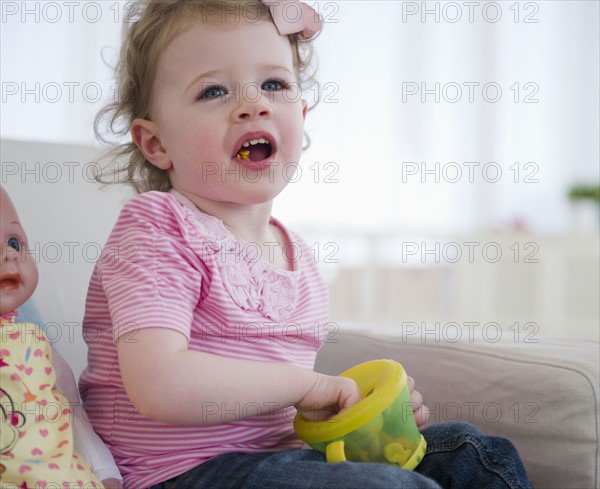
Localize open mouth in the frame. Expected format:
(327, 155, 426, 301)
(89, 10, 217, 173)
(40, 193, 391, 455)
(235, 138, 274, 162)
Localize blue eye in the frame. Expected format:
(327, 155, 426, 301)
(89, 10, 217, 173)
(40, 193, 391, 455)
(199, 85, 226, 100)
(262, 79, 289, 91)
(7, 237, 21, 252)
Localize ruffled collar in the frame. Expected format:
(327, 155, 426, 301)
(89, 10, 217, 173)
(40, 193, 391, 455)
(169, 190, 300, 320)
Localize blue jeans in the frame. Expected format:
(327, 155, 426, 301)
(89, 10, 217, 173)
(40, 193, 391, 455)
(148, 422, 533, 489)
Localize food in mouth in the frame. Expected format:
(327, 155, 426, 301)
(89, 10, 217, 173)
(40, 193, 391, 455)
(236, 138, 273, 161)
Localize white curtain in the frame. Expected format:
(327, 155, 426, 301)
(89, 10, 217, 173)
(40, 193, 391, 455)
(2, 1, 598, 235)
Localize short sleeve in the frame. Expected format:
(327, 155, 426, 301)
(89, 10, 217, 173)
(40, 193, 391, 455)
(95, 193, 208, 343)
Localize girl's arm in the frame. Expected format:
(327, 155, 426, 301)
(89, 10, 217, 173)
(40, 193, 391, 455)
(53, 349, 123, 485)
(117, 327, 361, 425)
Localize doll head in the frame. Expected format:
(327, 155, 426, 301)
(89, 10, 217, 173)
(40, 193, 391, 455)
(0, 187, 39, 315)
(95, 0, 320, 195)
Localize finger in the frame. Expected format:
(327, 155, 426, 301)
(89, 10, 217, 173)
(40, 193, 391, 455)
(415, 406, 429, 429)
(339, 379, 362, 411)
(407, 375, 415, 391)
(413, 404, 430, 429)
(410, 389, 423, 410)
(345, 388, 363, 409)
(299, 404, 338, 422)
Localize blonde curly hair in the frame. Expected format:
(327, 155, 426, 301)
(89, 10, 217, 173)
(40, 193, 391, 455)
(94, 0, 317, 193)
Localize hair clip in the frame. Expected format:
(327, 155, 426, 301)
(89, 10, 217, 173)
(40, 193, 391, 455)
(262, 0, 323, 40)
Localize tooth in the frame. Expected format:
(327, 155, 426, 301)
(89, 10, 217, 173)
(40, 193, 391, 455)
(242, 142, 250, 147)
(250, 139, 259, 145)
(258, 138, 266, 144)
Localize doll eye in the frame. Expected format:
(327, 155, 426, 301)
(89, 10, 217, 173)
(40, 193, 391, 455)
(7, 236, 22, 252)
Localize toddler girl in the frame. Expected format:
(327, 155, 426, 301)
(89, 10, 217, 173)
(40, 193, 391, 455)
(79, 1, 533, 488)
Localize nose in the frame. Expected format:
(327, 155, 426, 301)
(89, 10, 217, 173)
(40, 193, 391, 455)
(231, 92, 273, 122)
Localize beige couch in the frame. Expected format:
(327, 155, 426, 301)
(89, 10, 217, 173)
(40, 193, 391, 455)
(316, 330, 599, 489)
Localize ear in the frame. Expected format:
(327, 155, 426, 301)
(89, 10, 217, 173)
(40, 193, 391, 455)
(302, 99, 308, 121)
(130, 119, 172, 170)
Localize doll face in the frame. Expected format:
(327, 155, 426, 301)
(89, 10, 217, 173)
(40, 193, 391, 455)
(0, 187, 38, 314)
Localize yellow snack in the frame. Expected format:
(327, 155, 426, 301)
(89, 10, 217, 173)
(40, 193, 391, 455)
(237, 149, 250, 160)
(384, 442, 412, 466)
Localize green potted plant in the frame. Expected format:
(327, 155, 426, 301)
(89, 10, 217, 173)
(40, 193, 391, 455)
(568, 183, 600, 233)
(568, 184, 600, 202)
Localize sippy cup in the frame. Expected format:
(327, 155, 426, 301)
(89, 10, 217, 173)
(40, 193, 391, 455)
(294, 359, 427, 470)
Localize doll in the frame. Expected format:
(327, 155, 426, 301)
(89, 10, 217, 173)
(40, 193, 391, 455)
(0, 186, 122, 488)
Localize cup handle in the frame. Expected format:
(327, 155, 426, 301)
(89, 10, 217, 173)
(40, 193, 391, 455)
(326, 440, 346, 463)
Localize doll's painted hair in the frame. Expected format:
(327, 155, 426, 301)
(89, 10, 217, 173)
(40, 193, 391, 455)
(95, 0, 317, 193)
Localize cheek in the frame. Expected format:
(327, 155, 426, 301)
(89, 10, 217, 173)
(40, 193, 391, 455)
(171, 122, 222, 163)
(284, 104, 306, 147)
(23, 258, 39, 292)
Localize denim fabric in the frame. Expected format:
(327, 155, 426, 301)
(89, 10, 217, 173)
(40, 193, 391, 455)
(417, 422, 532, 489)
(148, 422, 533, 489)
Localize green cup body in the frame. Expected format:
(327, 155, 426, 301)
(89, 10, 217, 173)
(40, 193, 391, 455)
(308, 383, 425, 467)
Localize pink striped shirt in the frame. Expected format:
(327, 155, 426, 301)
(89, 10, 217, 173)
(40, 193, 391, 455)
(79, 190, 330, 488)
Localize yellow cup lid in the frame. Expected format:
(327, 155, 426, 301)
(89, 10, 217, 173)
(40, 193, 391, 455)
(294, 359, 407, 443)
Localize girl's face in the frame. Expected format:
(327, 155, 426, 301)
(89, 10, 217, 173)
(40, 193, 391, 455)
(133, 19, 307, 207)
(0, 188, 39, 314)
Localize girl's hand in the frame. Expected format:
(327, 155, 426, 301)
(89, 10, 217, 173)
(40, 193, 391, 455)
(296, 372, 362, 422)
(408, 375, 430, 430)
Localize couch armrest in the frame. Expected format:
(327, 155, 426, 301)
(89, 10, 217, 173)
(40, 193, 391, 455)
(315, 329, 599, 489)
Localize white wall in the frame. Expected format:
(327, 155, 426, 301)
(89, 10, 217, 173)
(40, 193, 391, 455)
(2, 1, 599, 235)
(1, 139, 131, 376)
